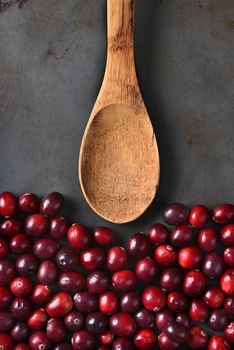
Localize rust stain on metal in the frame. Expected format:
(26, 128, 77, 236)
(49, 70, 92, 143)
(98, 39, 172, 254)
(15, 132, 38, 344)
(0, 0, 27, 13)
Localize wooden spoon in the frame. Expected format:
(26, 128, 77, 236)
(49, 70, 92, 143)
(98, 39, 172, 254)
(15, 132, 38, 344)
(79, 0, 160, 223)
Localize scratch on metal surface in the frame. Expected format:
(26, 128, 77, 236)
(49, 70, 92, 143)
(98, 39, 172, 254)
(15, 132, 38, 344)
(47, 46, 70, 61)
(0, 0, 27, 13)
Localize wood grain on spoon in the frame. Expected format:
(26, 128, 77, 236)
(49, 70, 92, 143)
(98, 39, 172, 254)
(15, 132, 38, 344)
(79, 0, 160, 223)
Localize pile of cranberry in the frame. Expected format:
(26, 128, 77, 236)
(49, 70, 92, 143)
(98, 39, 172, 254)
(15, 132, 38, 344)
(0, 193, 233, 350)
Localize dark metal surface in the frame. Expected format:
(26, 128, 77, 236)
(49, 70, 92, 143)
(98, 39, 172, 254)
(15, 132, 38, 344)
(0, 0, 233, 237)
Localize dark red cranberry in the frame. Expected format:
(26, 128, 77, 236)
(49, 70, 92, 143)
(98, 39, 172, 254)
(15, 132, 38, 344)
(154, 245, 176, 266)
(167, 291, 188, 313)
(220, 224, 234, 246)
(25, 213, 49, 237)
(16, 254, 38, 277)
(46, 318, 66, 342)
(29, 331, 51, 350)
(93, 227, 113, 246)
(96, 346, 110, 350)
(202, 253, 224, 279)
(163, 203, 188, 226)
(213, 204, 234, 224)
(109, 313, 136, 337)
(37, 260, 58, 285)
(81, 248, 105, 270)
(158, 332, 180, 350)
(54, 344, 72, 350)
(0, 287, 13, 309)
(155, 309, 174, 330)
(64, 311, 84, 332)
(50, 217, 69, 240)
(175, 313, 191, 328)
(74, 291, 97, 313)
(148, 224, 169, 245)
(188, 326, 208, 349)
(0, 192, 17, 218)
(10, 276, 32, 297)
(208, 335, 231, 350)
(142, 286, 166, 312)
(189, 299, 209, 322)
(224, 322, 234, 344)
(56, 246, 79, 272)
(98, 291, 118, 315)
(0, 311, 15, 331)
(135, 257, 158, 283)
(170, 225, 193, 247)
(99, 331, 113, 345)
(178, 246, 202, 269)
(31, 285, 52, 305)
(28, 309, 48, 330)
(0, 333, 14, 350)
(71, 330, 95, 350)
(107, 246, 128, 272)
(14, 344, 30, 350)
(225, 296, 234, 316)
(165, 321, 188, 344)
(160, 267, 183, 292)
(40, 192, 64, 218)
(11, 322, 28, 342)
(58, 272, 85, 294)
(183, 270, 206, 297)
(86, 271, 109, 294)
(120, 292, 141, 313)
(0, 219, 22, 237)
(224, 247, 234, 267)
(134, 329, 157, 349)
(189, 205, 210, 228)
(18, 193, 40, 214)
(221, 269, 234, 295)
(86, 312, 107, 334)
(112, 338, 134, 350)
(0, 260, 15, 286)
(0, 238, 9, 258)
(11, 297, 31, 320)
(127, 233, 149, 259)
(68, 224, 91, 250)
(198, 228, 218, 252)
(10, 234, 32, 255)
(209, 309, 229, 331)
(135, 308, 154, 329)
(203, 286, 225, 308)
(112, 270, 137, 292)
(46, 292, 73, 318)
(34, 238, 59, 260)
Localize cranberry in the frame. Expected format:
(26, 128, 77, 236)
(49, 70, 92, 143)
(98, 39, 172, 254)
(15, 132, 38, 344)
(148, 224, 169, 244)
(183, 270, 206, 297)
(112, 338, 134, 350)
(74, 291, 97, 313)
(31, 285, 51, 305)
(175, 313, 191, 328)
(109, 313, 136, 337)
(54, 345, 72, 350)
(29, 331, 51, 350)
(16, 254, 38, 276)
(0, 287, 13, 309)
(163, 203, 188, 226)
(10, 234, 32, 255)
(93, 227, 113, 246)
(155, 309, 174, 330)
(81, 248, 105, 270)
(14, 345, 30, 350)
(165, 321, 188, 344)
(0, 311, 15, 331)
(68, 224, 91, 250)
(34, 238, 59, 260)
(99, 331, 113, 345)
(213, 204, 234, 224)
(189, 205, 210, 228)
(224, 247, 234, 267)
(158, 332, 179, 350)
(203, 286, 225, 308)
(198, 228, 218, 252)
(97, 346, 110, 350)
(225, 322, 234, 344)
(0, 219, 22, 237)
(209, 309, 229, 331)
(142, 286, 166, 312)
(98, 291, 118, 315)
(135, 308, 154, 328)
(225, 296, 234, 316)
(37, 260, 58, 285)
(135, 257, 158, 283)
(112, 270, 136, 292)
(107, 246, 128, 271)
(25, 213, 49, 237)
(0, 192, 17, 218)
(189, 299, 209, 322)
(18, 193, 40, 214)
(154, 245, 176, 266)
(160, 267, 183, 292)
(0, 260, 15, 286)
(56, 246, 79, 272)
(220, 224, 234, 246)
(208, 335, 231, 350)
(46, 292, 72, 318)
(58, 272, 85, 294)
(71, 330, 95, 350)
(188, 326, 208, 349)
(11, 322, 28, 341)
(46, 318, 66, 342)
(40, 192, 64, 218)
(50, 217, 69, 240)
(0, 238, 9, 258)
(170, 224, 193, 247)
(178, 246, 202, 270)
(0, 333, 14, 350)
(120, 292, 141, 313)
(134, 329, 157, 349)
(127, 233, 149, 259)
(11, 297, 31, 320)
(86, 270, 109, 294)
(86, 312, 107, 334)
(28, 309, 48, 330)
(64, 311, 84, 332)
(167, 291, 188, 313)
(221, 269, 234, 295)
(10, 276, 32, 297)
(202, 253, 224, 279)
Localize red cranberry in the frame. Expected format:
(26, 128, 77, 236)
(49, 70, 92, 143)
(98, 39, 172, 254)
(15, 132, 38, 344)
(183, 270, 206, 297)
(81, 248, 105, 270)
(71, 330, 95, 350)
(135, 308, 154, 329)
(127, 233, 149, 259)
(40, 192, 64, 218)
(0, 311, 15, 331)
(16, 254, 38, 277)
(99, 331, 113, 345)
(25, 213, 49, 237)
(11, 297, 31, 320)
(10, 234, 32, 255)
(165, 321, 188, 344)
(120, 292, 141, 314)
(86, 270, 109, 294)
(0, 219, 22, 237)
(135, 257, 158, 283)
(68, 224, 91, 250)
(109, 313, 136, 337)
(112, 270, 137, 292)
(98, 291, 118, 315)
(31, 285, 52, 305)
(0, 192, 17, 218)
(170, 224, 193, 247)
(64, 311, 84, 332)
(0, 333, 14, 350)
(28, 309, 48, 330)
(220, 224, 234, 246)
(178, 246, 202, 269)
(46, 292, 72, 318)
(134, 329, 157, 349)
(158, 332, 179, 350)
(208, 335, 231, 350)
(46, 318, 66, 342)
(107, 246, 128, 271)
(202, 252, 224, 279)
(0, 287, 13, 309)
(225, 322, 234, 344)
(167, 291, 188, 313)
(0, 260, 15, 286)
(29, 331, 51, 350)
(176, 313, 191, 328)
(11, 322, 28, 341)
(154, 245, 176, 266)
(142, 286, 166, 312)
(160, 267, 183, 292)
(74, 291, 97, 313)
(34, 238, 59, 260)
(203, 286, 225, 308)
(189, 299, 209, 322)
(97, 345, 110, 350)
(93, 227, 113, 246)
(213, 204, 234, 224)
(112, 338, 134, 350)
(155, 309, 174, 330)
(209, 309, 229, 331)
(86, 312, 107, 334)
(0, 238, 9, 259)
(188, 326, 208, 349)
(224, 247, 234, 267)
(58, 272, 85, 294)
(50, 217, 69, 240)
(225, 296, 234, 316)
(37, 260, 58, 285)
(163, 203, 188, 226)
(56, 246, 79, 272)
(54, 344, 72, 350)
(10, 276, 32, 297)
(198, 228, 218, 252)
(221, 269, 234, 295)
(14, 344, 30, 350)
(18, 193, 40, 214)
(148, 224, 169, 244)
(189, 205, 210, 228)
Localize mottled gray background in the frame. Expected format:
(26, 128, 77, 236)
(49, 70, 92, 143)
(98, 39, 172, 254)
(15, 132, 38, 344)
(0, 0, 233, 238)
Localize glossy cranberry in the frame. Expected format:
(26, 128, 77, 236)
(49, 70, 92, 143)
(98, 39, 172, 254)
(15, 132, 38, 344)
(112, 270, 136, 292)
(163, 203, 188, 226)
(202, 253, 224, 279)
(81, 248, 105, 270)
(58, 272, 85, 294)
(134, 329, 157, 349)
(127, 233, 149, 259)
(155, 309, 174, 330)
(224, 296, 234, 316)
(135, 308, 154, 328)
(0, 333, 14, 350)
(209, 309, 228, 331)
(158, 332, 179, 350)
(31, 285, 52, 305)
(198, 228, 217, 252)
(50, 217, 69, 240)
(165, 321, 188, 344)
(188, 326, 208, 349)
(0, 260, 15, 286)
(19, 193, 40, 214)
(54, 344, 73, 350)
(213, 204, 234, 224)
(221, 269, 234, 295)
(86, 312, 107, 334)
(167, 291, 188, 313)
(64, 311, 84, 331)
(10, 276, 32, 297)
(0, 238, 9, 258)
(225, 322, 234, 344)
(28, 309, 48, 330)
(120, 292, 141, 314)
(109, 313, 136, 337)
(98, 291, 118, 315)
(68, 223, 91, 250)
(29, 331, 51, 350)
(220, 224, 234, 246)
(11, 297, 31, 320)
(10, 234, 32, 255)
(183, 270, 206, 297)
(107, 246, 128, 271)
(34, 238, 59, 260)
(148, 224, 169, 244)
(14, 344, 30, 350)
(136, 257, 158, 283)
(0, 219, 22, 237)
(189, 299, 209, 322)
(99, 331, 113, 345)
(74, 291, 97, 313)
(0, 311, 15, 331)
(112, 338, 134, 350)
(37, 260, 58, 285)
(25, 213, 49, 237)
(175, 313, 191, 328)
(178, 246, 202, 269)
(93, 227, 113, 246)
(71, 330, 95, 350)
(46, 292, 72, 318)
(11, 322, 28, 341)
(142, 286, 166, 312)
(0, 287, 13, 309)
(40, 192, 64, 218)
(16, 254, 38, 276)
(160, 267, 183, 292)
(203, 286, 225, 308)
(224, 247, 234, 266)
(154, 245, 176, 266)
(208, 335, 231, 350)
(86, 270, 109, 294)
(56, 246, 79, 272)
(0, 192, 17, 218)
(46, 318, 66, 342)
(170, 224, 193, 247)
(189, 205, 210, 228)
